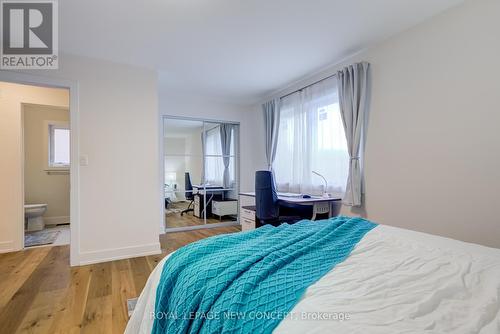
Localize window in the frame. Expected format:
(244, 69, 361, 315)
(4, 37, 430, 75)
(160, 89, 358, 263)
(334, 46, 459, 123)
(48, 123, 70, 168)
(204, 125, 235, 186)
(274, 77, 349, 195)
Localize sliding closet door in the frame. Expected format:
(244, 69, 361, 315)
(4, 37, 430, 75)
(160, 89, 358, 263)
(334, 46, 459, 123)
(164, 118, 205, 229)
(202, 121, 240, 222)
(163, 117, 240, 231)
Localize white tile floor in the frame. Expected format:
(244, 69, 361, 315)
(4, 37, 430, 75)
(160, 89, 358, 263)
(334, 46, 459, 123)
(51, 224, 70, 246)
(25, 224, 70, 248)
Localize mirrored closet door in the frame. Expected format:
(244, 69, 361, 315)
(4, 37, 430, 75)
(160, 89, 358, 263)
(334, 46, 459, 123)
(163, 117, 240, 231)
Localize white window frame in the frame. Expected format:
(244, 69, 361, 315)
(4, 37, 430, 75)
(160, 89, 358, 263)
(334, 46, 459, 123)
(47, 121, 70, 170)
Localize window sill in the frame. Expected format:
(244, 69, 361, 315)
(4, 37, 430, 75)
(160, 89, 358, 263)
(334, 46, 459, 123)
(45, 168, 70, 174)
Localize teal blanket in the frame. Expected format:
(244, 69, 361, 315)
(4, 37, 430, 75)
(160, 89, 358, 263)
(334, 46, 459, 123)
(152, 216, 376, 334)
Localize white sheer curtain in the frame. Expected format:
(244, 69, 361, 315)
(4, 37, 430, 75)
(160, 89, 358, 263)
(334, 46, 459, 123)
(204, 126, 235, 187)
(274, 77, 349, 196)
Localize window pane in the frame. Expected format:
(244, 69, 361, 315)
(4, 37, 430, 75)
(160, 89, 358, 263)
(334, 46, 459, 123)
(274, 77, 348, 195)
(204, 123, 236, 157)
(53, 128, 70, 165)
(204, 126, 222, 156)
(229, 126, 236, 156)
(204, 156, 235, 188)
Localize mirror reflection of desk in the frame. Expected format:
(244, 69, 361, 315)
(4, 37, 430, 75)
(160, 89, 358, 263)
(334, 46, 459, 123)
(192, 185, 225, 218)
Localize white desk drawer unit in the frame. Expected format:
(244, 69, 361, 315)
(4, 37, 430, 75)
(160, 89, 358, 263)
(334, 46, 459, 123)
(240, 206, 256, 231)
(212, 200, 238, 218)
(239, 194, 256, 231)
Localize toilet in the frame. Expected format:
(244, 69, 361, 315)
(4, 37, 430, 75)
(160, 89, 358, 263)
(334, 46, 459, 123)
(25, 204, 48, 231)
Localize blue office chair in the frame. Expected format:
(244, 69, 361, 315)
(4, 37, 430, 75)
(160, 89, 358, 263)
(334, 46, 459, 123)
(255, 171, 302, 227)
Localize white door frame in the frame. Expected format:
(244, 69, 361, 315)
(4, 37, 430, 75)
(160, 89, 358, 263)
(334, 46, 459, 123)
(0, 70, 80, 266)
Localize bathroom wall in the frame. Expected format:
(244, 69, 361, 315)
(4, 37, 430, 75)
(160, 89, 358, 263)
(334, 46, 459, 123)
(0, 82, 69, 253)
(23, 104, 70, 224)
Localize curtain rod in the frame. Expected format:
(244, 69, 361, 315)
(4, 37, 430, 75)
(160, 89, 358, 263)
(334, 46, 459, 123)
(280, 73, 337, 100)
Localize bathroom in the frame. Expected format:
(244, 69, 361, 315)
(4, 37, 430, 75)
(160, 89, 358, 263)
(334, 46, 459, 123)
(0, 81, 71, 249)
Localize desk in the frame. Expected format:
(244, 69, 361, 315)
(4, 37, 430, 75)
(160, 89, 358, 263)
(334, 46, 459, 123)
(192, 185, 225, 217)
(192, 185, 225, 193)
(239, 192, 341, 220)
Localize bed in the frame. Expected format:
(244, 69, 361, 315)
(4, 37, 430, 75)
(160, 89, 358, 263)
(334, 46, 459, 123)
(126, 218, 500, 333)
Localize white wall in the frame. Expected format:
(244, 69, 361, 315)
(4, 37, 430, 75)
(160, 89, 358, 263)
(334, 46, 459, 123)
(159, 90, 267, 193)
(1, 54, 161, 264)
(261, 0, 500, 248)
(184, 128, 203, 186)
(164, 136, 187, 190)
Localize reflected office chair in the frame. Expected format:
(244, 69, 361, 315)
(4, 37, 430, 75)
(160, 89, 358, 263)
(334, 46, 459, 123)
(255, 171, 302, 227)
(181, 172, 195, 216)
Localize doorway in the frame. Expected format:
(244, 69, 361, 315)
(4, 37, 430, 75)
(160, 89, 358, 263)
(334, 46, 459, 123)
(22, 103, 71, 248)
(0, 71, 79, 266)
(162, 116, 241, 232)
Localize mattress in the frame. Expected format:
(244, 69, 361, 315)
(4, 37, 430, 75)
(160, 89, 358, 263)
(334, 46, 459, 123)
(126, 225, 500, 333)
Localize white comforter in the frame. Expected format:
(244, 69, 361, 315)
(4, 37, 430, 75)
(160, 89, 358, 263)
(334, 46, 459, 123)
(126, 225, 500, 333)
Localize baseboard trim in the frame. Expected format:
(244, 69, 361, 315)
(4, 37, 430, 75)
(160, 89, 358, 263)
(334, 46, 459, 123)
(44, 216, 70, 225)
(78, 242, 161, 266)
(0, 240, 16, 253)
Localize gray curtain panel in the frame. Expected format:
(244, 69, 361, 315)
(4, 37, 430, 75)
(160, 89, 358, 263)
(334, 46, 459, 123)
(337, 62, 371, 206)
(262, 99, 280, 170)
(219, 123, 233, 188)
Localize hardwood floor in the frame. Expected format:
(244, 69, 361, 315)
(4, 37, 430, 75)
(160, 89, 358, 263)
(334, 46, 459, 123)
(165, 201, 237, 228)
(165, 212, 236, 228)
(0, 226, 240, 333)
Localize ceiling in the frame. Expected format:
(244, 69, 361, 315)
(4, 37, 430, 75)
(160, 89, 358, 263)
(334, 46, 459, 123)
(60, 0, 465, 104)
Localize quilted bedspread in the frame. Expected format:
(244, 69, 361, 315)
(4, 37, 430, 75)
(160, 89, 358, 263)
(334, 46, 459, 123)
(152, 216, 377, 334)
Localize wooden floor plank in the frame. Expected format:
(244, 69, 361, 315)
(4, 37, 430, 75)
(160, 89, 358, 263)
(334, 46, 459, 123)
(111, 261, 130, 334)
(47, 265, 92, 334)
(129, 257, 151, 295)
(81, 262, 113, 333)
(81, 295, 112, 334)
(0, 225, 241, 333)
(15, 289, 66, 333)
(0, 247, 63, 333)
(14, 246, 70, 333)
(0, 247, 51, 311)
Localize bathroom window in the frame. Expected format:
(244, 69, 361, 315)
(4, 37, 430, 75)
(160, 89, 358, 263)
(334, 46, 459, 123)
(48, 123, 70, 168)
